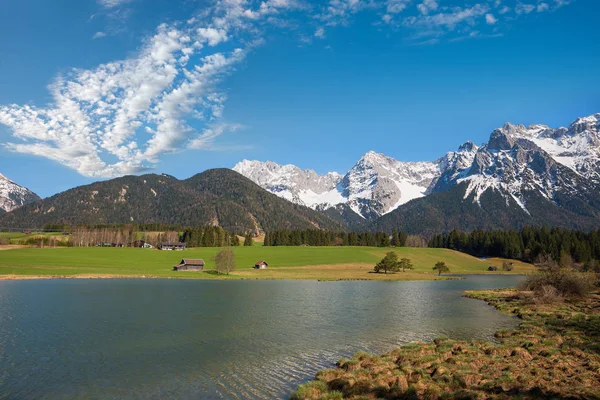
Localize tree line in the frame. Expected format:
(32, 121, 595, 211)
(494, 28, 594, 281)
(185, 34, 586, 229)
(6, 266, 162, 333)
(429, 227, 600, 267)
(22, 225, 254, 248)
(263, 229, 413, 247)
(181, 226, 254, 248)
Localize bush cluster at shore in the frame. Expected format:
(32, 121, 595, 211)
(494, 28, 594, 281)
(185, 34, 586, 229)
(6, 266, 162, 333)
(292, 272, 600, 400)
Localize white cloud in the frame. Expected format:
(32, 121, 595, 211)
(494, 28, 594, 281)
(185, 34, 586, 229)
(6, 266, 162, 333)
(197, 28, 229, 46)
(314, 27, 326, 38)
(98, 0, 132, 9)
(93, 31, 107, 39)
(485, 13, 497, 24)
(404, 4, 489, 30)
(386, 0, 411, 14)
(515, 3, 536, 14)
(319, 0, 373, 26)
(381, 0, 411, 23)
(189, 123, 244, 149)
(537, 3, 549, 12)
(417, 0, 438, 15)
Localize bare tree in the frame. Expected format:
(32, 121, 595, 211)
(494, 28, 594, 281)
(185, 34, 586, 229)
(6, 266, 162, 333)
(214, 248, 236, 275)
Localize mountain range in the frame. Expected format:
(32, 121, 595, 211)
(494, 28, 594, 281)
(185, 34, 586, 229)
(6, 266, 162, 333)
(235, 113, 600, 233)
(1, 113, 599, 235)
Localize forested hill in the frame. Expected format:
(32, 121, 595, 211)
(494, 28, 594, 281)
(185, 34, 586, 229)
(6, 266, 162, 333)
(0, 169, 344, 232)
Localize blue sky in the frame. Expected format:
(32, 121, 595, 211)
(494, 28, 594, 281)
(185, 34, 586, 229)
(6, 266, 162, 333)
(0, 0, 598, 197)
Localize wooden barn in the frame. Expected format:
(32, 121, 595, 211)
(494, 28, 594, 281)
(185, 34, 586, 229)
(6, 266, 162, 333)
(254, 261, 268, 269)
(160, 242, 187, 251)
(173, 259, 205, 271)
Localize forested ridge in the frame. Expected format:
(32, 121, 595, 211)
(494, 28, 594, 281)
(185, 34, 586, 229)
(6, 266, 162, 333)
(0, 169, 344, 233)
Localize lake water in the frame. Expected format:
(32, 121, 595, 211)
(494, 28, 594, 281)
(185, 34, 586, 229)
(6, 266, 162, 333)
(0, 276, 523, 399)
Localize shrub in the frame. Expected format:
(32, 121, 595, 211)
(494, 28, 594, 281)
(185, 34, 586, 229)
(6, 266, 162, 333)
(502, 261, 514, 271)
(520, 269, 597, 297)
(533, 285, 563, 304)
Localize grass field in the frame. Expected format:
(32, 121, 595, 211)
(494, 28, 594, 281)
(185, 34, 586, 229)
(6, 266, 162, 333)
(0, 246, 535, 281)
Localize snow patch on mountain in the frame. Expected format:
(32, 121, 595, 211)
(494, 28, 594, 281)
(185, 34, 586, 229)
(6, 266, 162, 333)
(0, 173, 41, 213)
(497, 114, 600, 182)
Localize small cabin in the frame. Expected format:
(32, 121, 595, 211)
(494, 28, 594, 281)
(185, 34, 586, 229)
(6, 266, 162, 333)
(160, 242, 187, 251)
(254, 260, 268, 269)
(173, 259, 205, 271)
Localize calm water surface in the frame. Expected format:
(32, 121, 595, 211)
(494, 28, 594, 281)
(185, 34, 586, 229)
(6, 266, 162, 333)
(0, 276, 524, 399)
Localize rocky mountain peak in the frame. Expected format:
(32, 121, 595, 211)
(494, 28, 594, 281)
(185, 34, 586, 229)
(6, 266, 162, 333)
(488, 128, 517, 151)
(458, 141, 478, 153)
(0, 173, 41, 213)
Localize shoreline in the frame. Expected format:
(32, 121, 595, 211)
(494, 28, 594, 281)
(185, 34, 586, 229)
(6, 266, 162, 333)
(0, 272, 524, 282)
(292, 288, 600, 399)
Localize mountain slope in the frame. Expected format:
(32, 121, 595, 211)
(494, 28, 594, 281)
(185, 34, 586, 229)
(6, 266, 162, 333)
(0, 173, 40, 214)
(0, 169, 344, 232)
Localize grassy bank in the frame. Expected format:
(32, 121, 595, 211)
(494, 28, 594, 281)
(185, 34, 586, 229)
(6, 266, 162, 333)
(292, 288, 600, 399)
(0, 246, 533, 280)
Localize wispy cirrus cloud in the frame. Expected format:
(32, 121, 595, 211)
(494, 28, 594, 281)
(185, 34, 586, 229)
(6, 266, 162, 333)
(0, 0, 294, 177)
(97, 0, 133, 9)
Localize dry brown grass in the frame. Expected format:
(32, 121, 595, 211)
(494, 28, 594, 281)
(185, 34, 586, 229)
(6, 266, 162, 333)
(0, 245, 28, 251)
(293, 289, 600, 399)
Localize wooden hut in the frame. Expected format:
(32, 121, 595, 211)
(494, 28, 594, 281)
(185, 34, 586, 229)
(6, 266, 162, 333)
(173, 259, 205, 271)
(254, 260, 268, 269)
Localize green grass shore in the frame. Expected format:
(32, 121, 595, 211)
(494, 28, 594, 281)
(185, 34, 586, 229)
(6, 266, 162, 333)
(0, 246, 534, 281)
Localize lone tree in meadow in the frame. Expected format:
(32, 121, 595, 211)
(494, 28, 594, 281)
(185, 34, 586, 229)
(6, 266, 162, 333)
(214, 248, 236, 275)
(399, 258, 414, 272)
(433, 261, 450, 276)
(374, 252, 400, 274)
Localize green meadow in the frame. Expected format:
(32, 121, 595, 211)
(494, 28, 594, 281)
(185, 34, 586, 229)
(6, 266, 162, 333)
(0, 246, 534, 280)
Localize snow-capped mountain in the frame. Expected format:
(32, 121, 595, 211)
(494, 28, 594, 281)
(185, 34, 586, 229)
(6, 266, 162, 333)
(497, 114, 600, 184)
(0, 173, 40, 214)
(235, 113, 600, 232)
(374, 113, 600, 234)
(443, 115, 600, 215)
(340, 151, 440, 219)
(234, 153, 443, 220)
(232, 160, 344, 208)
(234, 145, 478, 220)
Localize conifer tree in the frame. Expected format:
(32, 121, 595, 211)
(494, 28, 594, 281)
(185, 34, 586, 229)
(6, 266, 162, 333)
(244, 232, 254, 247)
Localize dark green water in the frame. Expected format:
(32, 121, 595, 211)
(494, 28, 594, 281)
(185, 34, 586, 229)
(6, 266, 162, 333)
(0, 276, 523, 399)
